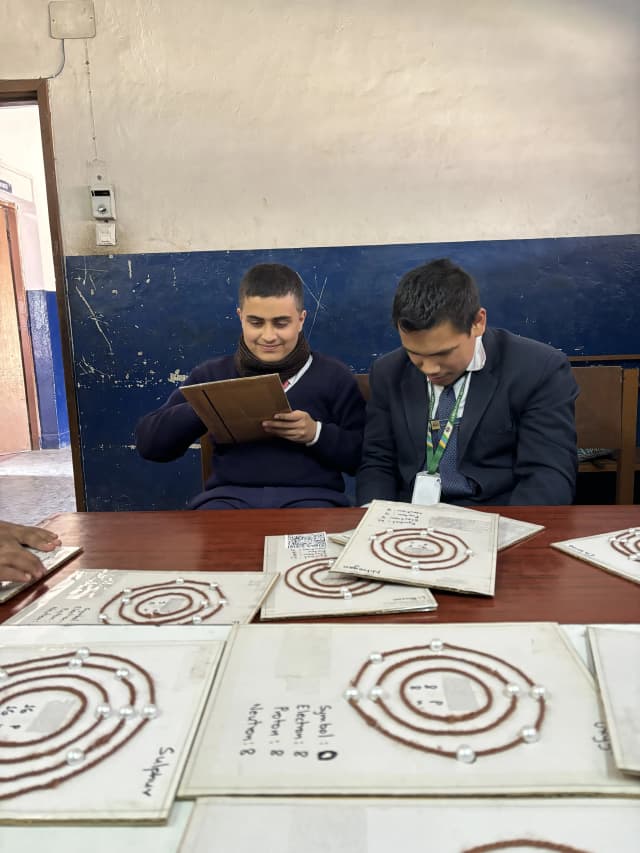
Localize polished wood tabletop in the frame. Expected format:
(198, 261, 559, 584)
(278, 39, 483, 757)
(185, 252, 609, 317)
(2, 505, 639, 625)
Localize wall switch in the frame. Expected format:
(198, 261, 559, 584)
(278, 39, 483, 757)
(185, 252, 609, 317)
(96, 221, 116, 246)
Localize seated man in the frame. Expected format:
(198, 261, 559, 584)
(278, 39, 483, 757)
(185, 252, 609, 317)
(356, 258, 578, 507)
(0, 520, 60, 583)
(136, 263, 365, 509)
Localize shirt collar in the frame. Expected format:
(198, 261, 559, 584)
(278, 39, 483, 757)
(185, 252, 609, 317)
(448, 335, 485, 392)
(466, 335, 486, 373)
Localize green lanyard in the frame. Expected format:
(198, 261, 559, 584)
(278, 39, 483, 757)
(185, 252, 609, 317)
(425, 374, 469, 475)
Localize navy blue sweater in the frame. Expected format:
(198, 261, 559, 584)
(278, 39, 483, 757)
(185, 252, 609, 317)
(135, 352, 366, 495)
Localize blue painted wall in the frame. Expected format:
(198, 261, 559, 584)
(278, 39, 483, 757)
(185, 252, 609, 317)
(27, 290, 70, 449)
(66, 234, 640, 511)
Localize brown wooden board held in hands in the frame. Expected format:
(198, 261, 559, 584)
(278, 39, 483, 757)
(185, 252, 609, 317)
(181, 373, 291, 444)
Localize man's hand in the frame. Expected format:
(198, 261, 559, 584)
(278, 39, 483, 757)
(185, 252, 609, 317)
(262, 410, 317, 444)
(0, 521, 60, 551)
(0, 521, 60, 584)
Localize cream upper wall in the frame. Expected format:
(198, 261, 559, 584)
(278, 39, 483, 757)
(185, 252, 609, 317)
(1, 0, 638, 255)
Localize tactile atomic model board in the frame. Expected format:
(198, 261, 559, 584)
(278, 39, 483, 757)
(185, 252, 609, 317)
(551, 527, 640, 586)
(261, 532, 437, 620)
(588, 626, 640, 776)
(7, 569, 278, 626)
(178, 796, 640, 853)
(328, 505, 543, 552)
(0, 634, 224, 822)
(329, 500, 499, 596)
(2, 800, 193, 853)
(180, 622, 640, 798)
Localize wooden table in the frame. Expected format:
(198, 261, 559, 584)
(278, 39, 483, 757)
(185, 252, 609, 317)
(1, 505, 639, 625)
(1, 506, 639, 850)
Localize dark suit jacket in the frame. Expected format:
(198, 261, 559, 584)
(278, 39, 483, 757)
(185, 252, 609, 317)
(356, 327, 578, 506)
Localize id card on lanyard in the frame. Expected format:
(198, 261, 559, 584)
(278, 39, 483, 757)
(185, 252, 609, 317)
(412, 471, 442, 505)
(411, 374, 469, 506)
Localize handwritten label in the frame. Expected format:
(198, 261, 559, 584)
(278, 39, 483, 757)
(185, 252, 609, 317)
(238, 700, 339, 761)
(141, 746, 175, 797)
(344, 564, 381, 576)
(285, 533, 327, 559)
(592, 721, 612, 751)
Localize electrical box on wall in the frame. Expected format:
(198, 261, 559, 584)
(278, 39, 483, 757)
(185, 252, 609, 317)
(49, 2, 96, 40)
(90, 186, 116, 220)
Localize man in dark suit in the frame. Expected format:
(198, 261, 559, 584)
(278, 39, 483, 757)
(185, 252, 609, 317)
(356, 259, 578, 506)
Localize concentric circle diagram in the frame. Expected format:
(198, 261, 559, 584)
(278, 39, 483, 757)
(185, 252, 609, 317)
(99, 578, 228, 624)
(344, 640, 547, 763)
(463, 841, 589, 853)
(0, 648, 157, 800)
(369, 527, 472, 572)
(608, 527, 640, 561)
(284, 558, 384, 599)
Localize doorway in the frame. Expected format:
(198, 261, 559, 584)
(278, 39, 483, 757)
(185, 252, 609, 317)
(0, 80, 84, 509)
(0, 199, 39, 453)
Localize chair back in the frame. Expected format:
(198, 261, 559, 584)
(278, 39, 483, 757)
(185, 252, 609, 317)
(200, 434, 214, 485)
(199, 366, 639, 502)
(356, 373, 370, 401)
(573, 366, 623, 446)
(572, 366, 638, 504)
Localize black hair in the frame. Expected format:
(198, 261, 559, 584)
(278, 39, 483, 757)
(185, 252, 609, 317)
(238, 263, 304, 311)
(392, 258, 481, 334)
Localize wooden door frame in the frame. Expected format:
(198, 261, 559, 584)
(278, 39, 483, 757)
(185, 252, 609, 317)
(0, 79, 85, 509)
(0, 200, 40, 448)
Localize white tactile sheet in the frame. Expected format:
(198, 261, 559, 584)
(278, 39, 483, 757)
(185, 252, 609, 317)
(328, 506, 543, 552)
(329, 500, 499, 596)
(178, 796, 640, 853)
(588, 625, 640, 775)
(261, 532, 437, 619)
(6, 569, 277, 626)
(1, 801, 192, 852)
(551, 526, 640, 585)
(0, 631, 225, 822)
(180, 621, 640, 797)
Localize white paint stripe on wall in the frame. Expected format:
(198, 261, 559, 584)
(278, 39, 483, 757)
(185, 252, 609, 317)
(2, 0, 639, 255)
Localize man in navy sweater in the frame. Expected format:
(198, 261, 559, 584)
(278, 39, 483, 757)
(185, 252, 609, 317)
(135, 263, 365, 509)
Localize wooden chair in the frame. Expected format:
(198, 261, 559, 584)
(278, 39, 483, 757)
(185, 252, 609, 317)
(353, 367, 639, 504)
(572, 366, 638, 504)
(355, 373, 371, 401)
(200, 433, 214, 485)
(200, 366, 640, 502)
